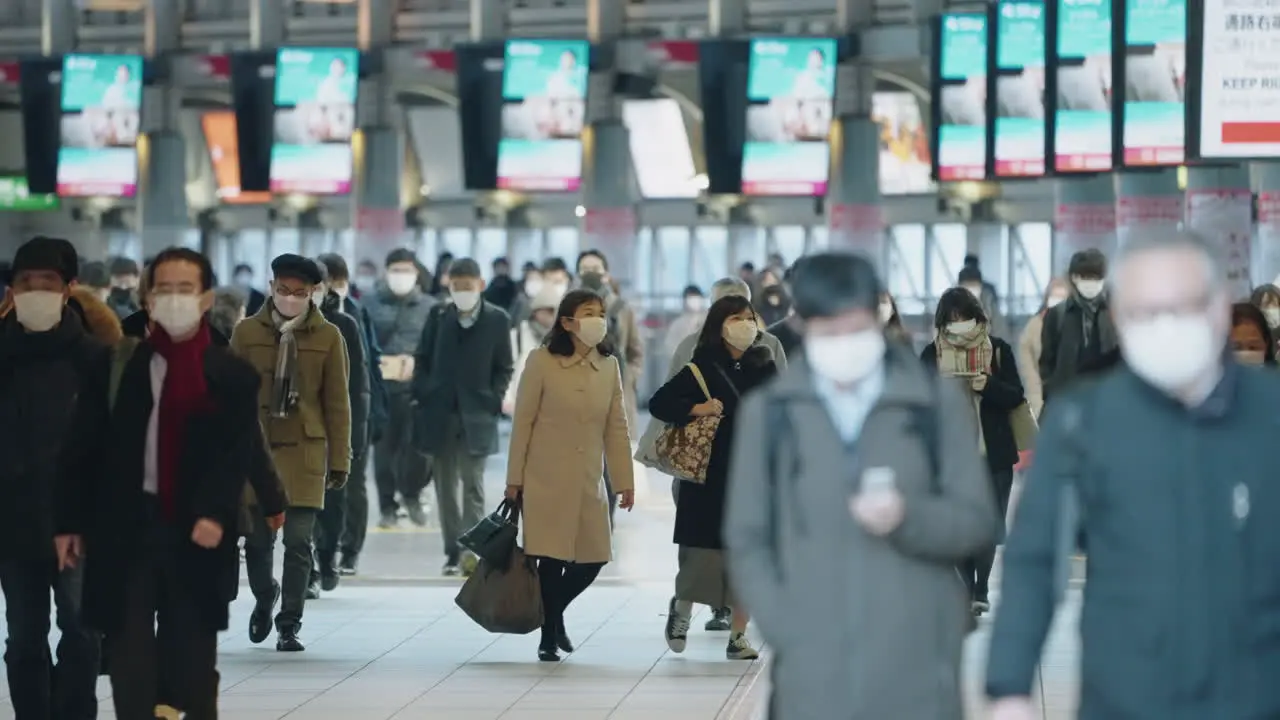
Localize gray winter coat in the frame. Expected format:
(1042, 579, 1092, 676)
(365, 283, 437, 393)
(724, 350, 997, 720)
(634, 328, 787, 469)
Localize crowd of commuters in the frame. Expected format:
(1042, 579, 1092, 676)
(5, 229, 1280, 718)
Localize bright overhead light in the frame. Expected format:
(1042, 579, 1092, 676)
(574, 205, 587, 218)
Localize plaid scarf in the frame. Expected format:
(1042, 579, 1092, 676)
(935, 322, 994, 456)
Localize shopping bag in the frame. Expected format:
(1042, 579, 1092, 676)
(454, 547, 544, 635)
(458, 499, 520, 566)
(653, 363, 720, 483)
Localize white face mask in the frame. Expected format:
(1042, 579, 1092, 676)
(722, 320, 758, 351)
(1264, 307, 1280, 328)
(234, 273, 253, 289)
(805, 330, 886, 386)
(524, 278, 544, 297)
(1074, 278, 1105, 300)
(1046, 294, 1068, 309)
(150, 293, 203, 337)
(355, 273, 376, 288)
(274, 293, 309, 319)
(878, 302, 894, 325)
(451, 289, 481, 312)
(12, 291, 65, 332)
(1235, 349, 1266, 366)
(386, 271, 417, 297)
(311, 290, 327, 308)
(573, 316, 608, 347)
(946, 319, 978, 336)
(686, 296, 707, 313)
(332, 285, 350, 300)
(1120, 314, 1220, 393)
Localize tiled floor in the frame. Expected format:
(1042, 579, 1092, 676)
(0, 442, 1084, 719)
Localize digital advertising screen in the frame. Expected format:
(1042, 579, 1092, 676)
(497, 39, 588, 192)
(740, 38, 836, 196)
(935, 14, 988, 181)
(0, 176, 58, 210)
(1052, 0, 1114, 172)
(992, 0, 1046, 177)
(622, 99, 701, 199)
(1194, 1, 1280, 158)
(1120, 0, 1186, 165)
(202, 111, 273, 204)
(871, 92, 935, 195)
(57, 53, 142, 197)
(269, 47, 358, 194)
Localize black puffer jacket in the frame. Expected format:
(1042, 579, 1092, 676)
(0, 309, 110, 561)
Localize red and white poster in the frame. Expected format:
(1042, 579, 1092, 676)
(354, 206, 408, 263)
(1115, 195, 1184, 249)
(583, 206, 638, 289)
(827, 203, 885, 263)
(1053, 203, 1116, 273)
(1185, 189, 1253, 299)
(1258, 192, 1280, 287)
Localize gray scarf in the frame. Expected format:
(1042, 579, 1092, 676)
(270, 308, 307, 418)
(1075, 292, 1104, 348)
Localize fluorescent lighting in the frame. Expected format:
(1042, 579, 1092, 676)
(574, 205, 587, 217)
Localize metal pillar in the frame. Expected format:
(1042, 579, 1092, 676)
(137, 2, 188, 260)
(827, 3, 882, 267)
(354, 0, 406, 265)
(41, 0, 75, 55)
(1185, 165, 1252, 297)
(250, 0, 285, 48)
(471, 0, 506, 41)
(709, 0, 747, 36)
(1053, 175, 1116, 273)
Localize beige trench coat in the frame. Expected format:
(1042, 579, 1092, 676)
(506, 348, 635, 564)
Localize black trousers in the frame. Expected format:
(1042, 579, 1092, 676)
(0, 557, 99, 720)
(373, 391, 431, 515)
(340, 453, 371, 559)
(244, 507, 318, 630)
(963, 467, 1015, 599)
(316, 453, 364, 568)
(536, 559, 604, 647)
(107, 528, 219, 720)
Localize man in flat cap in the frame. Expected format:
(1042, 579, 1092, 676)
(0, 236, 106, 718)
(231, 253, 351, 652)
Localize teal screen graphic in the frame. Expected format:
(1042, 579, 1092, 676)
(58, 53, 143, 197)
(270, 47, 360, 194)
(1054, 0, 1113, 172)
(1121, 0, 1185, 165)
(498, 40, 590, 192)
(993, 0, 1046, 177)
(741, 38, 837, 196)
(936, 14, 988, 181)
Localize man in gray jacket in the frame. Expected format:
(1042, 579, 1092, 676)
(636, 276, 787, 631)
(724, 253, 997, 720)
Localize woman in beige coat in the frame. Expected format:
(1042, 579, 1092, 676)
(505, 289, 636, 662)
(1017, 278, 1070, 416)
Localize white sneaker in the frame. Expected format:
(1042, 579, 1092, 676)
(726, 632, 759, 660)
(664, 597, 690, 653)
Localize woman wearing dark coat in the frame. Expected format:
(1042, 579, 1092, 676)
(921, 287, 1027, 614)
(648, 294, 778, 661)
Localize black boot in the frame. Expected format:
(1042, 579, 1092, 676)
(276, 625, 306, 652)
(248, 581, 279, 645)
(318, 550, 340, 592)
(338, 551, 358, 576)
(556, 618, 575, 654)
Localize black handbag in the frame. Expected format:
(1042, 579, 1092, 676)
(458, 499, 520, 567)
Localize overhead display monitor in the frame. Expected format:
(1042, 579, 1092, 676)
(992, 0, 1046, 177)
(57, 53, 142, 197)
(269, 47, 358, 194)
(622, 99, 701, 199)
(1119, 0, 1186, 165)
(1194, 2, 1280, 158)
(0, 176, 58, 210)
(740, 38, 836, 196)
(202, 111, 273, 204)
(933, 14, 988, 181)
(1052, 0, 1113, 172)
(871, 92, 935, 195)
(497, 39, 588, 192)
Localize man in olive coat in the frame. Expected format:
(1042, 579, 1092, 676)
(231, 253, 351, 652)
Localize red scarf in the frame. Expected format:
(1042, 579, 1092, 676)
(149, 320, 213, 520)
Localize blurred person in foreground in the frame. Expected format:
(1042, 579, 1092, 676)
(1230, 302, 1276, 367)
(1018, 278, 1071, 416)
(725, 252, 996, 720)
(987, 231, 1280, 719)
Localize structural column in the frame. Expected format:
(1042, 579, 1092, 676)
(1257, 164, 1280, 287)
(1114, 170, 1182, 250)
(470, 0, 506, 40)
(581, 0, 637, 291)
(1185, 165, 1252, 297)
(41, 0, 75, 55)
(1053, 175, 1116, 273)
(827, 116, 884, 265)
(353, 0, 406, 266)
(250, 0, 285, 49)
(137, 0, 189, 258)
